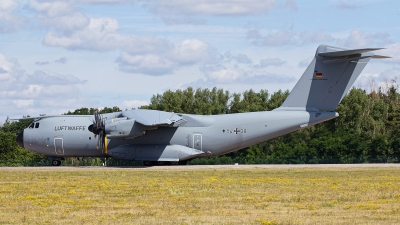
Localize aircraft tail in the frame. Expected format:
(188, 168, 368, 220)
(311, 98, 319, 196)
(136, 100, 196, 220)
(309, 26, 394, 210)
(275, 45, 389, 112)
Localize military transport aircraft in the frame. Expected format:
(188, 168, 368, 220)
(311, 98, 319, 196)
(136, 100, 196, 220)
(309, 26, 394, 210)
(15, 45, 389, 166)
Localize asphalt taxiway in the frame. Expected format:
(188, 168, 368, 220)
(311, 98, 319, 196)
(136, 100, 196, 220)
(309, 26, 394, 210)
(1, 164, 400, 170)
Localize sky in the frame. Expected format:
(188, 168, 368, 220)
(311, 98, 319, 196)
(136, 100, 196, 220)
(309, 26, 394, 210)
(1, 0, 399, 123)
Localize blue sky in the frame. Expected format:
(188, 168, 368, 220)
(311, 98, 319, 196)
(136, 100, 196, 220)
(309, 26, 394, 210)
(0, 0, 399, 123)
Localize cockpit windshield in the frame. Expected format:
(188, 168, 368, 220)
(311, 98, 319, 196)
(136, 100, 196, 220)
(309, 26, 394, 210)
(28, 122, 40, 129)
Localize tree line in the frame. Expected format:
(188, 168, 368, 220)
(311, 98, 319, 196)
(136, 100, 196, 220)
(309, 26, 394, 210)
(1, 82, 400, 166)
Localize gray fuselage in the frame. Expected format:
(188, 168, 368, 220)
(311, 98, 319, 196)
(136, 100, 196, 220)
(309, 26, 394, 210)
(20, 110, 337, 161)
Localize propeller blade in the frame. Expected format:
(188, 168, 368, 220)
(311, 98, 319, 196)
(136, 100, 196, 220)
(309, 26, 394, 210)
(89, 110, 106, 151)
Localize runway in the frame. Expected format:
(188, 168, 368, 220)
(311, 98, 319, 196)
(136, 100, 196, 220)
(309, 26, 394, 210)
(1, 163, 400, 170)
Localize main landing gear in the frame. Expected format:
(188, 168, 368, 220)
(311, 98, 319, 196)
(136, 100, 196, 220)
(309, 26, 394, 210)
(52, 160, 61, 166)
(143, 160, 188, 166)
(49, 157, 64, 166)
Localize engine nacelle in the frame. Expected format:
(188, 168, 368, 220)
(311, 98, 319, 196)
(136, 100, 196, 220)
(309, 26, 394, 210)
(105, 118, 156, 139)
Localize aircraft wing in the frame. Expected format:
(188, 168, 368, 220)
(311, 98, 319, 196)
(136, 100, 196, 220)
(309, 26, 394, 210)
(121, 110, 186, 127)
(9, 115, 92, 121)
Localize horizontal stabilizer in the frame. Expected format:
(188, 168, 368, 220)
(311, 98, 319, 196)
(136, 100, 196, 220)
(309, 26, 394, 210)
(372, 55, 392, 59)
(318, 48, 384, 57)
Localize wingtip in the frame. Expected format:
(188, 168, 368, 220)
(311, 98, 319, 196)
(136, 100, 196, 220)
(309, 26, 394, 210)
(371, 47, 385, 51)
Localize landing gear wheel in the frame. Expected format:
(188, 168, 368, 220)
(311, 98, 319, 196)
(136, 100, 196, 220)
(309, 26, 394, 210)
(52, 160, 61, 166)
(169, 161, 179, 165)
(143, 161, 152, 166)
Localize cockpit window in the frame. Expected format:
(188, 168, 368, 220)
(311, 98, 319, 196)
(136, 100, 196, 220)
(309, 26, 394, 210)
(28, 122, 40, 129)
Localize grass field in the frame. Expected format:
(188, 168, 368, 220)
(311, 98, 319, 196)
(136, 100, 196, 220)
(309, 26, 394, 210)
(0, 166, 400, 224)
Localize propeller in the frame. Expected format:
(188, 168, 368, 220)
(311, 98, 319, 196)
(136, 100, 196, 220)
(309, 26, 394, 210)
(88, 110, 106, 150)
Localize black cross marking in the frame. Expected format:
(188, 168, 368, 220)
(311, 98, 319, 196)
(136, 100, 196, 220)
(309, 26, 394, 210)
(234, 128, 240, 134)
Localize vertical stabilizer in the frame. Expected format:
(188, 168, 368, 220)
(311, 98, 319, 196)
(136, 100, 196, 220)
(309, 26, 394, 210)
(276, 45, 388, 112)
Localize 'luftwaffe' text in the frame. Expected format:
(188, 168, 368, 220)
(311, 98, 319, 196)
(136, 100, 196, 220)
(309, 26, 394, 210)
(54, 126, 86, 131)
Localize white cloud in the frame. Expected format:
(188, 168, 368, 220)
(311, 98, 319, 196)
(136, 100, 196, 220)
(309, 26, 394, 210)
(40, 11, 213, 58)
(331, 0, 361, 10)
(37, 85, 81, 98)
(246, 28, 392, 48)
(224, 52, 252, 64)
(78, 0, 120, 3)
(281, 0, 298, 11)
(336, 29, 392, 48)
(117, 53, 176, 75)
(13, 100, 34, 108)
(0, 0, 24, 33)
(149, 0, 277, 16)
(138, 0, 297, 26)
(29, 1, 222, 76)
(377, 44, 400, 63)
(29, 0, 74, 17)
(39, 12, 90, 32)
(234, 54, 252, 64)
(254, 58, 286, 68)
(28, 70, 84, 86)
(247, 28, 335, 46)
(299, 29, 335, 44)
(117, 39, 218, 75)
(35, 61, 49, 65)
(247, 29, 296, 46)
(239, 73, 294, 84)
(0, 0, 18, 11)
(355, 67, 400, 93)
(160, 16, 207, 25)
(199, 52, 295, 86)
(55, 57, 68, 64)
(207, 68, 245, 83)
(0, 53, 96, 119)
(30, 1, 169, 54)
(29, 1, 87, 34)
(43, 17, 120, 51)
(170, 39, 217, 64)
(185, 72, 295, 90)
(298, 56, 313, 68)
(35, 57, 68, 66)
(0, 53, 17, 80)
(4, 84, 42, 99)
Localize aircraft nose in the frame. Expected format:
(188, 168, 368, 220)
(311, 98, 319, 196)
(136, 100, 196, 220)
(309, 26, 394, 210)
(16, 131, 24, 148)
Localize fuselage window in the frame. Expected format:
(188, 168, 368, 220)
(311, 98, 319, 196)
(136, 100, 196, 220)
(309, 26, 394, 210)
(35, 123, 40, 128)
(29, 123, 34, 129)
